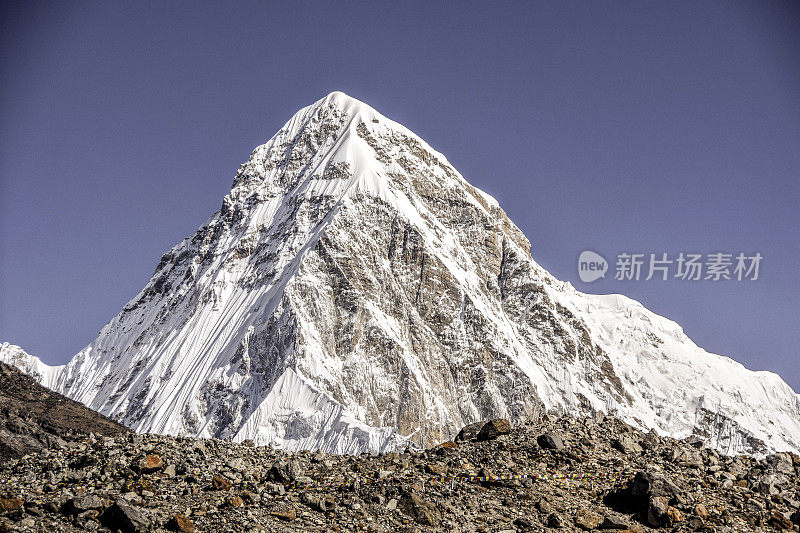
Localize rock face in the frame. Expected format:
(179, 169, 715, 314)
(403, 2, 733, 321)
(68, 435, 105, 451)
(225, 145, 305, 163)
(2, 91, 800, 455)
(0, 362, 127, 459)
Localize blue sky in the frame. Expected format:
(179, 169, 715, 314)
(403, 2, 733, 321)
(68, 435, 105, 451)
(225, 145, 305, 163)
(1, 1, 799, 389)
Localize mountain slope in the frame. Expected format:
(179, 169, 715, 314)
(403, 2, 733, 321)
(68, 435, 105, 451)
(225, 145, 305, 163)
(0, 360, 127, 459)
(2, 91, 799, 455)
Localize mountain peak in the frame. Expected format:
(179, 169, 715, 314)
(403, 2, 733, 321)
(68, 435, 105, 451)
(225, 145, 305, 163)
(314, 90, 375, 116)
(229, 91, 382, 198)
(228, 91, 495, 220)
(3, 96, 800, 456)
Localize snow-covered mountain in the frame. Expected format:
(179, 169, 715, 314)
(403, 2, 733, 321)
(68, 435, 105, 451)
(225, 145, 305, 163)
(3, 91, 799, 455)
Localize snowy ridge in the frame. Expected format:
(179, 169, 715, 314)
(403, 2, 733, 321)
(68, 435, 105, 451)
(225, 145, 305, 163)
(0, 343, 59, 390)
(2, 91, 799, 456)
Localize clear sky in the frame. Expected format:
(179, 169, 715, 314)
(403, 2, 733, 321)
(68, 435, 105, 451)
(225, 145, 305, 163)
(1, 1, 799, 389)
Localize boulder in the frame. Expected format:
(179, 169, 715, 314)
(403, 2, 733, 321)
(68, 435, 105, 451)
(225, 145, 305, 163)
(167, 514, 195, 533)
(574, 508, 602, 530)
(139, 454, 163, 473)
(768, 511, 794, 530)
(455, 422, 484, 442)
(211, 475, 232, 490)
(269, 505, 297, 521)
(400, 494, 440, 526)
(630, 471, 678, 500)
(62, 495, 108, 515)
(267, 459, 302, 483)
(612, 435, 643, 454)
(425, 463, 447, 476)
(547, 512, 564, 528)
(765, 453, 795, 475)
(476, 419, 512, 441)
(600, 515, 630, 529)
(0, 499, 22, 517)
(647, 496, 669, 527)
(537, 433, 565, 450)
(225, 495, 244, 508)
(102, 500, 150, 533)
(756, 473, 788, 495)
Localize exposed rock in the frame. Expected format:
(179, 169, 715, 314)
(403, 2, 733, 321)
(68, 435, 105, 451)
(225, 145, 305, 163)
(0, 499, 22, 517)
(168, 514, 196, 532)
(768, 510, 794, 530)
(765, 452, 795, 475)
(455, 422, 484, 442)
(139, 454, 163, 473)
(574, 508, 603, 529)
(547, 512, 564, 528)
(476, 419, 512, 441)
(211, 475, 232, 490)
(537, 433, 564, 450)
(400, 494, 440, 526)
(0, 361, 127, 460)
(102, 500, 150, 533)
(612, 435, 643, 454)
(269, 506, 296, 521)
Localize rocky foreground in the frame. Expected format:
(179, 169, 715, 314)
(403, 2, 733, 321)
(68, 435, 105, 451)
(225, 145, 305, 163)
(2, 413, 800, 533)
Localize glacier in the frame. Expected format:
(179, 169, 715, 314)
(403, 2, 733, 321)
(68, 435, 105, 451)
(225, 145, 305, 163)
(2, 91, 799, 456)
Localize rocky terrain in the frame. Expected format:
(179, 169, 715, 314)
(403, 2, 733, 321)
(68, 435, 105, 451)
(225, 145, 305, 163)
(3, 412, 800, 532)
(0, 362, 127, 460)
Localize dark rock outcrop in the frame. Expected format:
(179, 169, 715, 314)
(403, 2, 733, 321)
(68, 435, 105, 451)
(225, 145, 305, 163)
(0, 362, 127, 460)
